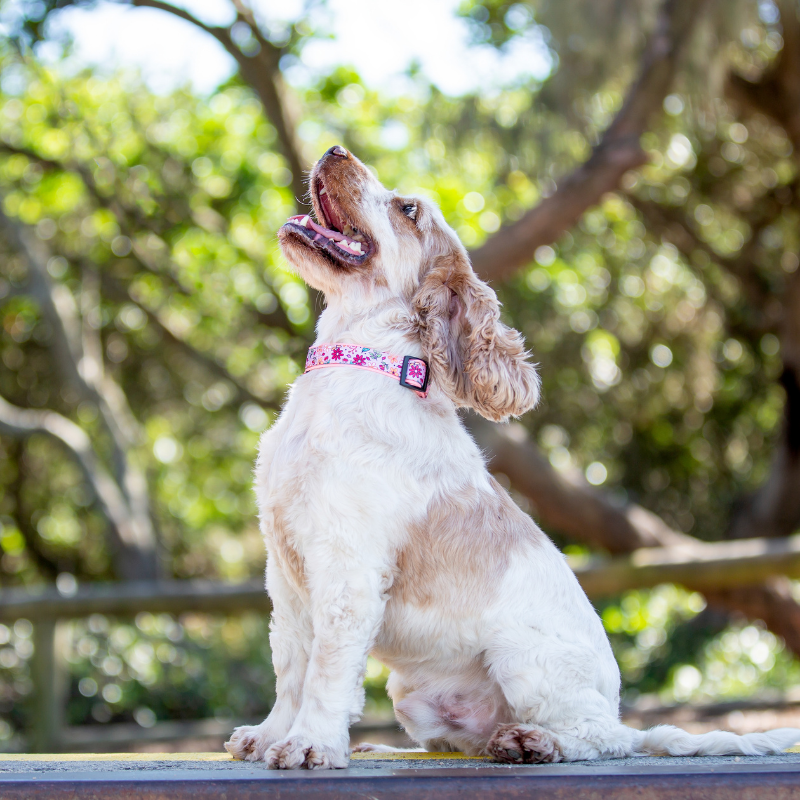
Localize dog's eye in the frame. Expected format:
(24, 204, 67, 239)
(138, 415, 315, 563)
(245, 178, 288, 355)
(402, 203, 417, 220)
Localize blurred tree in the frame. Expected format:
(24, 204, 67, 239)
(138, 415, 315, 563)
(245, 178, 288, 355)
(2, 0, 800, 736)
(0, 68, 305, 587)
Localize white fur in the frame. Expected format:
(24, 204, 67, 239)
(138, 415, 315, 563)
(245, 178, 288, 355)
(224, 150, 800, 768)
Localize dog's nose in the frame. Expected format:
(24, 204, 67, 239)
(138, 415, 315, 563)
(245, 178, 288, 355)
(325, 145, 349, 159)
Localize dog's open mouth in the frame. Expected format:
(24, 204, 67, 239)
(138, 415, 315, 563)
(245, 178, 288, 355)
(282, 180, 373, 266)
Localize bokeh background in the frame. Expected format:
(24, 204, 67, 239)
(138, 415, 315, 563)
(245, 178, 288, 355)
(2, 0, 800, 752)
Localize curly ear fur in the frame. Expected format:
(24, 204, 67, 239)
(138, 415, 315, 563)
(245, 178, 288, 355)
(414, 244, 540, 422)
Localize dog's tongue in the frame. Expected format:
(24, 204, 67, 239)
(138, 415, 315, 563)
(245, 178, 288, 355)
(320, 190, 345, 232)
(286, 215, 364, 256)
(287, 215, 344, 241)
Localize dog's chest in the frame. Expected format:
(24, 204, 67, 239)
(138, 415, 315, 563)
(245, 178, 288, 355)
(255, 373, 459, 553)
(254, 370, 492, 618)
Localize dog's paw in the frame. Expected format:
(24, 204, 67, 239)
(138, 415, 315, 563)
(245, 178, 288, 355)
(225, 723, 278, 762)
(487, 723, 561, 764)
(266, 735, 348, 770)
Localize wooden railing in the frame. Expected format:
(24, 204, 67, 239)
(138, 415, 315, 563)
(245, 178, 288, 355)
(0, 580, 271, 753)
(3, 532, 800, 752)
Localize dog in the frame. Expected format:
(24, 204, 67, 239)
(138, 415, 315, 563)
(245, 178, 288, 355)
(224, 145, 800, 769)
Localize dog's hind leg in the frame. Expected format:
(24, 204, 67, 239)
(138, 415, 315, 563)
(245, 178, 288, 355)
(486, 717, 636, 763)
(487, 717, 800, 762)
(486, 625, 800, 762)
(485, 626, 636, 763)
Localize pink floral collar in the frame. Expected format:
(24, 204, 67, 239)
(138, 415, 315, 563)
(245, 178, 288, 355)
(304, 344, 429, 398)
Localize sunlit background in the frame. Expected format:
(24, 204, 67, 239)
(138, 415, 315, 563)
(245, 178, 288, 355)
(1, 0, 800, 753)
(3, 0, 551, 95)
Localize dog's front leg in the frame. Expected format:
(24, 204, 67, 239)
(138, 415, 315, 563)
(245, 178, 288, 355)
(225, 558, 312, 761)
(265, 566, 386, 770)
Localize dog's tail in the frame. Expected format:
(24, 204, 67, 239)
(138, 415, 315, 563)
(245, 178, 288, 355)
(630, 725, 800, 757)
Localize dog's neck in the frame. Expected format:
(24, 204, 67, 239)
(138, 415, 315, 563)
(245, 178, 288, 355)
(315, 295, 423, 357)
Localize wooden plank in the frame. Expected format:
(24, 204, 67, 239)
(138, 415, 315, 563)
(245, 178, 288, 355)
(31, 620, 67, 754)
(573, 533, 800, 597)
(0, 751, 486, 762)
(0, 752, 234, 761)
(350, 752, 487, 760)
(3, 760, 800, 800)
(3, 534, 800, 624)
(0, 580, 271, 621)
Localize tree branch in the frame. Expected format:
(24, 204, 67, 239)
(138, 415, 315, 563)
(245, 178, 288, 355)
(726, 0, 800, 152)
(704, 578, 800, 657)
(128, 0, 310, 213)
(467, 415, 800, 657)
(714, 1, 800, 544)
(5, 440, 63, 579)
(0, 207, 141, 447)
(0, 206, 159, 578)
(470, 0, 709, 282)
(468, 416, 695, 553)
(627, 190, 800, 542)
(0, 206, 85, 391)
(727, 266, 800, 540)
(0, 396, 155, 580)
(575, 532, 800, 597)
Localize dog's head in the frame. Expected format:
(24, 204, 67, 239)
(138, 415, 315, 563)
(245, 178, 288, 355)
(278, 146, 539, 421)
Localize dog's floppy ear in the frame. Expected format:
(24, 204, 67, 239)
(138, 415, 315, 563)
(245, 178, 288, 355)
(414, 239, 540, 421)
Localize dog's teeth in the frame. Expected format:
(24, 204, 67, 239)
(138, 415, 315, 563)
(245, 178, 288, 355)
(350, 241, 362, 254)
(319, 186, 327, 195)
(299, 216, 310, 227)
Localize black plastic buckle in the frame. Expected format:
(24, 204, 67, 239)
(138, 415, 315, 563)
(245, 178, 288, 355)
(399, 355, 430, 393)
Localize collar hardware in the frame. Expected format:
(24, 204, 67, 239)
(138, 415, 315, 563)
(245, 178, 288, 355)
(399, 355, 430, 394)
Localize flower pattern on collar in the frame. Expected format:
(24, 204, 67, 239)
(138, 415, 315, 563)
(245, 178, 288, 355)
(304, 344, 429, 398)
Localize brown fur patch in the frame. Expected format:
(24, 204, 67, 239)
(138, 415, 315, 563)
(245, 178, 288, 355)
(392, 477, 541, 608)
(265, 504, 307, 597)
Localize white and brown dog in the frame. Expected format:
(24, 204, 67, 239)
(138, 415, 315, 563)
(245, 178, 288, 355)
(225, 145, 800, 769)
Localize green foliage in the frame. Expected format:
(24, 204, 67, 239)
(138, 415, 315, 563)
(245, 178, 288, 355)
(600, 585, 800, 705)
(0, 619, 33, 744)
(0, 613, 275, 744)
(1, 0, 800, 744)
(63, 612, 275, 729)
(0, 60, 311, 587)
(677, 622, 800, 702)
